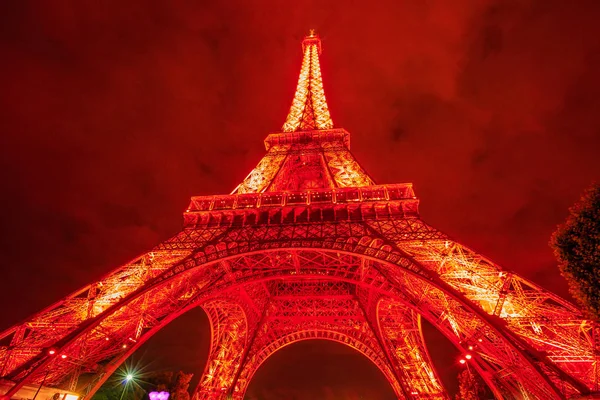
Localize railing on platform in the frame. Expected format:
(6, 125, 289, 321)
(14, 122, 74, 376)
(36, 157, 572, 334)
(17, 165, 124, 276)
(187, 184, 415, 212)
(264, 128, 350, 150)
(184, 184, 419, 227)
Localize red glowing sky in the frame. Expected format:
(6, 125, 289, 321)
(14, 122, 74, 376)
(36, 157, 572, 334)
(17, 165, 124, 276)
(1, 1, 600, 398)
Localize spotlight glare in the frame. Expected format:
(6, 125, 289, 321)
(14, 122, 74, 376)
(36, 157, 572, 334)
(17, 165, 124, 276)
(149, 392, 170, 400)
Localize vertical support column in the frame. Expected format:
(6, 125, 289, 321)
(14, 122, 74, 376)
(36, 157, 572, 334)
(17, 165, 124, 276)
(356, 286, 448, 399)
(194, 300, 249, 400)
(194, 282, 271, 400)
(377, 298, 448, 399)
(594, 324, 600, 393)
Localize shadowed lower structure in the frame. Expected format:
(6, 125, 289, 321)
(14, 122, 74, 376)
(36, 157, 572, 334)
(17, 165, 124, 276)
(0, 32, 599, 400)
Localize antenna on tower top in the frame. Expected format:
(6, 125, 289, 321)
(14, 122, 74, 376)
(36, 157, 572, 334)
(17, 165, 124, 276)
(302, 29, 322, 54)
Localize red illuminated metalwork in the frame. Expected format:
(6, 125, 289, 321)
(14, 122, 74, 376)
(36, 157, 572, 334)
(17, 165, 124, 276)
(0, 31, 599, 400)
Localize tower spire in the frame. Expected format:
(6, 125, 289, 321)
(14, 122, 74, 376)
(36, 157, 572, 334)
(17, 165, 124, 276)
(282, 30, 334, 132)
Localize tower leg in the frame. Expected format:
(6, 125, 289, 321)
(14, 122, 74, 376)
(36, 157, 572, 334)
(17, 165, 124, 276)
(356, 287, 448, 399)
(376, 298, 447, 398)
(193, 283, 271, 400)
(194, 299, 249, 400)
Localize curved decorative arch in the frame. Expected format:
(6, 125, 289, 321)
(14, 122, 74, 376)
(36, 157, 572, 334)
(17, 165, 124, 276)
(198, 299, 248, 396)
(1, 234, 594, 399)
(233, 331, 401, 399)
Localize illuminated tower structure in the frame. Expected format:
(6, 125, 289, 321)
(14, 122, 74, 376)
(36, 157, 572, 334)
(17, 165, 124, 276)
(0, 31, 598, 400)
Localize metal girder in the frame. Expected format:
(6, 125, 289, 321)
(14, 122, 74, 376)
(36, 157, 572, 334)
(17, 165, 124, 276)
(2, 230, 596, 399)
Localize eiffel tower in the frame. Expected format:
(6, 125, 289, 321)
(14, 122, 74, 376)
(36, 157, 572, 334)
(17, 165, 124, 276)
(0, 31, 598, 400)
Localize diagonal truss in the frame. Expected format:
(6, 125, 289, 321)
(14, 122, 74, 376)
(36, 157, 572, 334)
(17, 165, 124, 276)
(1, 31, 598, 400)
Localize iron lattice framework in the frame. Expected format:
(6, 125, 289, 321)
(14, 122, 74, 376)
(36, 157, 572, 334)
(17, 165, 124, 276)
(1, 32, 598, 400)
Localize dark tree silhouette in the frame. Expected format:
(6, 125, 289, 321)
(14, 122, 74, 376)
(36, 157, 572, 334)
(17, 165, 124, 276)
(551, 183, 600, 320)
(171, 371, 193, 400)
(92, 370, 193, 400)
(91, 385, 123, 400)
(145, 370, 174, 394)
(455, 368, 485, 400)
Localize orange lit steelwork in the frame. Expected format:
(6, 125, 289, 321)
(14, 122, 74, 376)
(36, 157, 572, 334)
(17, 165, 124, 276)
(1, 31, 598, 400)
(282, 31, 333, 133)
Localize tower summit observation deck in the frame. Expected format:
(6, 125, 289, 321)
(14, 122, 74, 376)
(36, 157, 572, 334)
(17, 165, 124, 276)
(0, 31, 598, 400)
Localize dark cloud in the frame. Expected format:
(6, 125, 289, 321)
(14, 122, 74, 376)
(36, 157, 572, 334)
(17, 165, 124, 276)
(1, 0, 600, 398)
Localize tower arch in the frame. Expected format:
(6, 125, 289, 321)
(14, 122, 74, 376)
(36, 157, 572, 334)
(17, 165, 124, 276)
(2, 242, 589, 399)
(233, 332, 402, 399)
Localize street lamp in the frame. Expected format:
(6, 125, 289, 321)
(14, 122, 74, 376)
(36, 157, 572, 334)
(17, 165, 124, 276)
(119, 372, 136, 400)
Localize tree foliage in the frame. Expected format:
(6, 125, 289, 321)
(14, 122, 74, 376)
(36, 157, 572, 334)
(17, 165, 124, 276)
(551, 182, 600, 320)
(171, 371, 193, 400)
(146, 370, 174, 393)
(92, 370, 193, 400)
(455, 368, 485, 400)
(92, 385, 123, 400)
